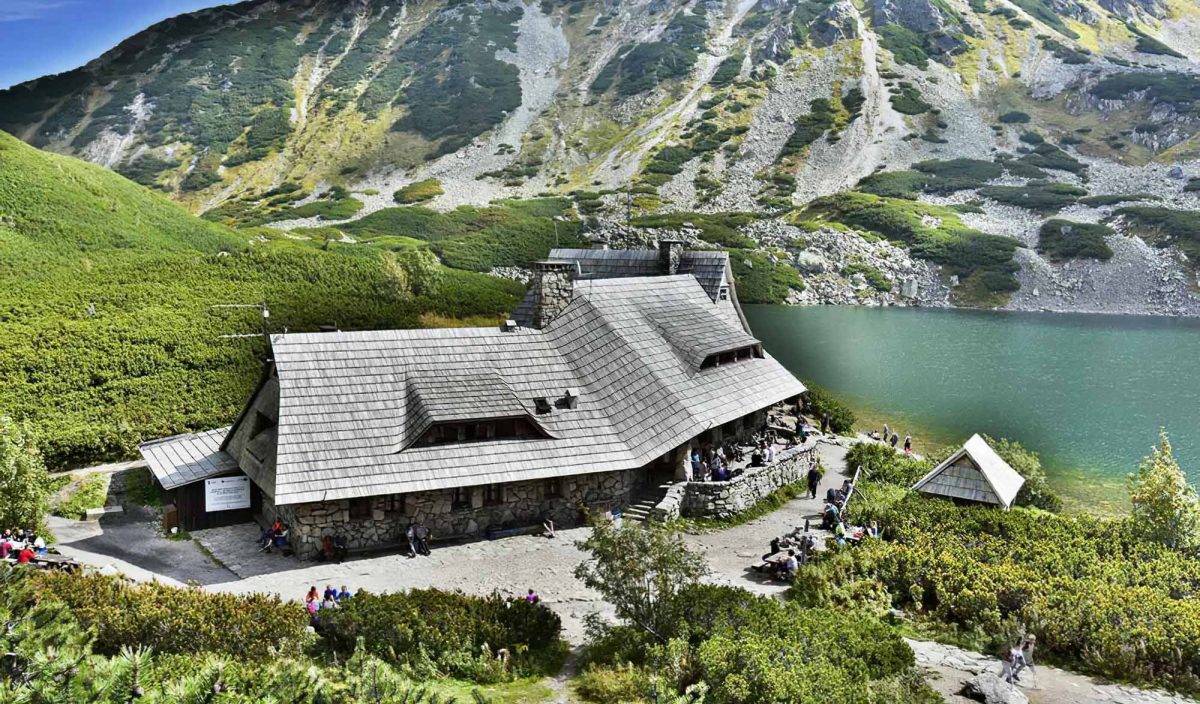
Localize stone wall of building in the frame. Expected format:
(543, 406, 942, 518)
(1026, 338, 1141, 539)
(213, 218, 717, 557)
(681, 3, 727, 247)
(676, 442, 820, 520)
(265, 468, 643, 560)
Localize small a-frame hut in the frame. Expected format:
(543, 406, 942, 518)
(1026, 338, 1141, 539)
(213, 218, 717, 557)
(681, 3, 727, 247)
(912, 434, 1025, 509)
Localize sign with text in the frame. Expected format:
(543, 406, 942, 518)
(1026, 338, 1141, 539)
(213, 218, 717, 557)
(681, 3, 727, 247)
(205, 476, 251, 512)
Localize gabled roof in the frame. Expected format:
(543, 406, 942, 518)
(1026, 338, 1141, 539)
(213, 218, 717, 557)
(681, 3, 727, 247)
(401, 370, 548, 449)
(513, 248, 734, 326)
(550, 248, 730, 300)
(234, 275, 802, 505)
(912, 434, 1026, 509)
(139, 427, 237, 490)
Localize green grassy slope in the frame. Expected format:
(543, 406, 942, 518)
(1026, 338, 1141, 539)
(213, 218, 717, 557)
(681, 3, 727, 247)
(0, 131, 240, 262)
(0, 132, 523, 468)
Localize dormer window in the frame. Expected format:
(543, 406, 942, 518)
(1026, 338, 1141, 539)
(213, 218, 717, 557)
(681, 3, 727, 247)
(700, 344, 763, 369)
(413, 417, 547, 448)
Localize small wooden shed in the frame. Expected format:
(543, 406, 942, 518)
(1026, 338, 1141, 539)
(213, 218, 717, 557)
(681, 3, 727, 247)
(912, 434, 1025, 509)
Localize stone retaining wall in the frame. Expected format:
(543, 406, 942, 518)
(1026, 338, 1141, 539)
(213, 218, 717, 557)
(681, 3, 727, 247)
(264, 468, 642, 560)
(676, 442, 819, 520)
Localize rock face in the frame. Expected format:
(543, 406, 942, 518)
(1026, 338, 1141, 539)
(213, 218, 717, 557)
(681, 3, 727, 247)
(1098, 0, 1169, 19)
(871, 0, 945, 33)
(963, 673, 1029, 704)
(810, 0, 860, 48)
(741, 221, 951, 308)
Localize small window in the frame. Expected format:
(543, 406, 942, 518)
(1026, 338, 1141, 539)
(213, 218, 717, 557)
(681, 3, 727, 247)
(349, 497, 372, 520)
(388, 494, 406, 514)
(452, 486, 472, 510)
(484, 483, 505, 506)
(719, 286, 730, 301)
(544, 478, 562, 499)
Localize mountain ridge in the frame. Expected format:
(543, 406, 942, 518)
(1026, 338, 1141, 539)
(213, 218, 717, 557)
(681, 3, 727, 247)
(4, 0, 1200, 315)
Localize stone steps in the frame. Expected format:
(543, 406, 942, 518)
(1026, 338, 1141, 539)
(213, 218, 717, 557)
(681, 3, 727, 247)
(623, 482, 675, 523)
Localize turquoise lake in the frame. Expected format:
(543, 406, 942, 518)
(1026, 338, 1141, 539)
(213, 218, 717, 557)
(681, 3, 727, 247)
(744, 305, 1200, 510)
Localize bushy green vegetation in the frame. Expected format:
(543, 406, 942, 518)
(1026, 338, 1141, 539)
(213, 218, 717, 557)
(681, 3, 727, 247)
(978, 182, 1087, 214)
(591, 9, 708, 96)
(0, 415, 51, 530)
(0, 131, 525, 469)
(1019, 142, 1086, 175)
(50, 472, 110, 520)
(573, 522, 938, 703)
(1113, 206, 1200, 262)
(804, 384, 857, 435)
(36, 569, 307, 658)
(0, 565, 559, 701)
(1129, 24, 1186, 58)
(1038, 219, 1114, 261)
(803, 193, 1021, 304)
(709, 52, 743, 87)
(1041, 37, 1091, 64)
(999, 110, 1032, 124)
(1092, 72, 1200, 117)
(1009, 0, 1078, 38)
(841, 262, 893, 292)
(1078, 193, 1158, 206)
(781, 98, 836, 157)
(803, 436, 1200, 696)
(337, 198, 584, 272)
(320, 589, 564, 682)
(394, 178, 445, 204)
(857, 159, 1009, 199)
(877, 25, 930, 69)
(630, 212, 758, 248)
(729, 250, 806, 304)
(890, 83, 933, 115)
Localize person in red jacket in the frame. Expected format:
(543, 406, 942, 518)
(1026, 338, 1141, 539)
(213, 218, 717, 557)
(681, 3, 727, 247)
(16, 546, 35, 564)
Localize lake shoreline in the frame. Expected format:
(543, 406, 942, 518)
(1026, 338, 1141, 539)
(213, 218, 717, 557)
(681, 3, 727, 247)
(749, 304, 1197, 518)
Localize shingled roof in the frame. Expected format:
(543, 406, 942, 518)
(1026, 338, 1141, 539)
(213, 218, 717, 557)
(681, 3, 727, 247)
(912, 434, 1026, 509)
(513, 248, 733, 326)
(222, 275, 804, 505)
(140, 427, 238, 490)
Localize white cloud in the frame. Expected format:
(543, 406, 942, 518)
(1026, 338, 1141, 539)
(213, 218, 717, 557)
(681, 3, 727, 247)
(0, 1, 74, 22)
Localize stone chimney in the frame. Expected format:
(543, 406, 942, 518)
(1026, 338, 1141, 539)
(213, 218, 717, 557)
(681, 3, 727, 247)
(531, 260, 575, 329)
(658, 239, 684, 275)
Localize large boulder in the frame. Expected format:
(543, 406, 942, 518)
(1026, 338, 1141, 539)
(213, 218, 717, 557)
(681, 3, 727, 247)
(963, 673, 1028, 704)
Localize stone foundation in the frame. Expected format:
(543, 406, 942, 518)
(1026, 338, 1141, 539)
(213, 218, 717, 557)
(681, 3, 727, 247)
(676, 442, 820, 520)
(264, 468, 643, 560)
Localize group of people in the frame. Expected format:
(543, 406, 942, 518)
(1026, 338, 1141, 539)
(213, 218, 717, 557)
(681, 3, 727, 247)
(304, 584, 354, 624)
(0, 528, 47, 565)
(690, 428, 799, 482)
(872, 424, 913, 454)
(764, 524, 820, 580)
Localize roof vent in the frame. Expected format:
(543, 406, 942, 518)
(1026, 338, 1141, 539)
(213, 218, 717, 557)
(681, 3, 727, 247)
(534, 397, 553, 415)
(555, 388, 579, 410)
(318, 323, 340, 333)
(501, 319, 518, 332)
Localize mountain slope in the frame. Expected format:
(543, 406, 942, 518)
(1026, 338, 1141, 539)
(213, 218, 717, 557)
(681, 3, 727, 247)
(0, 130, 523, 469)
(3, 0, 1200, 314)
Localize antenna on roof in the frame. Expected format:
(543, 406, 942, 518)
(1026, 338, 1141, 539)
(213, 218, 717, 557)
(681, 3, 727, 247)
(211, 302, 273, 358)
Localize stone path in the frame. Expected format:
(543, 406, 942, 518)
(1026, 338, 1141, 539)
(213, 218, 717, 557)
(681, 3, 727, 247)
(911, 639, 1198, 704)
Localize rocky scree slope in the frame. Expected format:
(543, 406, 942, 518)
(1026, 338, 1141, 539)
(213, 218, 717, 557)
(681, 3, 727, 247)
(3, 0, 1200, 313)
